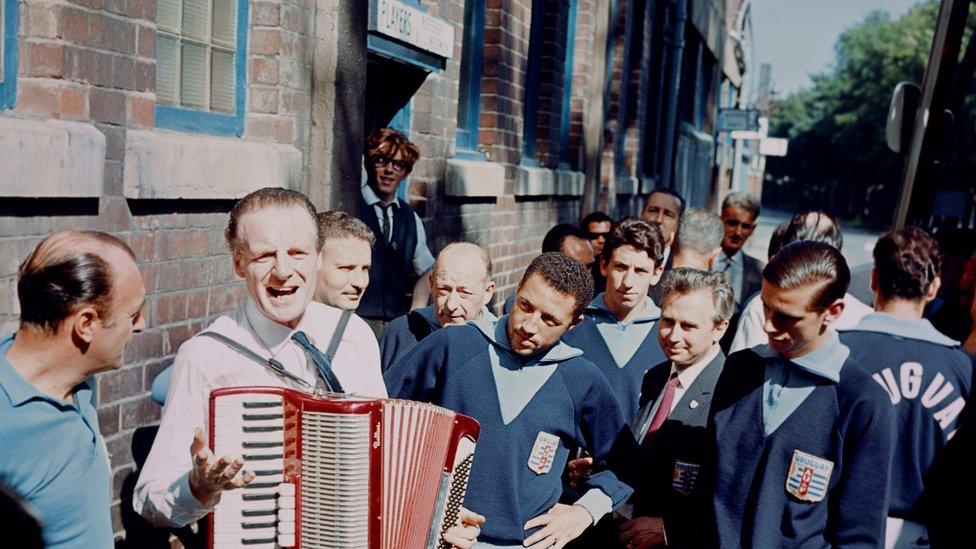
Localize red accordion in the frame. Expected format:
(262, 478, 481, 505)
(207, 387, 479, 548)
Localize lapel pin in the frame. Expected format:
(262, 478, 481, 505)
(689, 400, 699, 409)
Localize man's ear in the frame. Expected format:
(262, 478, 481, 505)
(482, 280, 496, 306)
(232, 254, 246, 279)
(714, 318, 730, 342)
(651, 263, 665, 286)
(71, 306, 99, 345)
(924, 276, 941, 304)
(599, 255, 609, 278)
(567, 313, 585, 331)
(706, 247, 722, 270)
(822, 298, 846, 327)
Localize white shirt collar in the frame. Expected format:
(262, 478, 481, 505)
(670, 344, 721, 388)
(243, 298, 308, 357)
(361, 182, 397, 207)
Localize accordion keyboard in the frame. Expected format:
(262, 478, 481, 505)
(212, 393, 296, 548)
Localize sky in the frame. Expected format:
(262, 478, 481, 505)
(752, 0, 924, 98)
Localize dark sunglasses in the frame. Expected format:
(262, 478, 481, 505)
(724, 219, 757, 230)
(373, 156, 411, 173)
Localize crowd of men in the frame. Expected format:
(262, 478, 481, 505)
(2, 128, 975, 549)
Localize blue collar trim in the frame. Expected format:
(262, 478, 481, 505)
(0, 333, 94, 408)
(842, 312, 959, 347)
(474, 314, 583, 365)
(753, 330, 849, 383)
(587, 293, 661, 324)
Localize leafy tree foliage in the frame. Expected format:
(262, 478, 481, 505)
(764, 1, 945, 226)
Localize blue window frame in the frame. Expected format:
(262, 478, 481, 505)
(0, 0, 19, 110)
(455, 0, 486, 160)
(557, 0, 579, 169)
(520, 0, 545, 167)
(154, 0, 249, 136)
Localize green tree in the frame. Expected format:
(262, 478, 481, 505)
(765, 1, 942, 226)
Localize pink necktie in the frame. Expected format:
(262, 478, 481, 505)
(646, 372, 680, 437)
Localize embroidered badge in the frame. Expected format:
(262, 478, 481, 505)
(786, 450, 834, 502)
(672, 461, 701, 495)
(527, 431, 560, 475)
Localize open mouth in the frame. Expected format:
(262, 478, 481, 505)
(267, 286, 298, 300)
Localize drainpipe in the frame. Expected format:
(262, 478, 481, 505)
(659, 0, 688, 189)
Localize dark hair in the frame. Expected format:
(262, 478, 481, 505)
(542, 224, 589, 254)
(581, 211, 613, 229)
(17, 231, 135, 333)
(318, 210, 375, 246)
(781, 211, 843, 251)
(721, 192, 761, 219)
(873, 226, 943, 301)
(521, 252, 594, 319)
(659, 268, 735, 323)
(364, 127, 420, 171)
(226, 187, 322, 256)
(763, 241, 850, 310)
(768, 221, 791, 260)
(648, 187, 686, 215)
(602, 217, 666, 267)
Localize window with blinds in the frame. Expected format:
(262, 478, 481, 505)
(156, 0, 238, 113)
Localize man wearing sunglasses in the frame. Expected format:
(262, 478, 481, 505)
(357, 128, 436, 334)
(712, 193, 763, 312)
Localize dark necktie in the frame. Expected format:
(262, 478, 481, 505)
(646, 372, 680, 437)
(291, 331, 345, 393)
(378, 203, 392, 244)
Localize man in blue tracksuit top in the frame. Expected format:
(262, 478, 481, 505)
(379, 242, 497, 371)
(563, 218, 667, 424)
(385, 252, 634, 548)
(706, 240, 894, 547)
(839, 227, 972, 547)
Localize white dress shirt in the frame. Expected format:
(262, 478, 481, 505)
(729, 292, 873, 353)
(133, 299, 386, 527)
(635, 345, 720, 444)
(361, 184, 436, 275)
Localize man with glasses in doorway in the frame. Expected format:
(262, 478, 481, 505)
(357, 128, 436, 334)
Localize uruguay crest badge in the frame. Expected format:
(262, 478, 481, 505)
(785, 449, 833, 502)
(672, 461, 701, 495)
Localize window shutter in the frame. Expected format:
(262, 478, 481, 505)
(180, 42, 208, 108)
(182, 0, 209, 41)
(211, 0, 237, 49)
(157, 0, 181, 34)
(157, 34, 180, 105)
(210, 49, 235, 113)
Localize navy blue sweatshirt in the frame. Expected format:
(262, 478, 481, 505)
(377, 305, 496, 371)
(562, 295, 666, 424)
(384, 317, 634, 546)
(839, 312, 973, 524)
(707, 339, 894, 548)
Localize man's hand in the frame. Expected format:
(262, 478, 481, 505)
(187, 427, 255, 505)
(523, 503, 593, 548)
(442, 507, 486, 548)
(618, 516, 666, 549)
(566, 456, 593, 490)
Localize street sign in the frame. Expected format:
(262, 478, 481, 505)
(370, 0, 455, 58)
(759, 137, 789, 156)
(718, 109, 760, 132)
(731, 117, 768, 140)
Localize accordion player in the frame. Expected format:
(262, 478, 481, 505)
(208, 386, 479, 548)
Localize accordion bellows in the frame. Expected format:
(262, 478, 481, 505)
(208, 387, 479, 548)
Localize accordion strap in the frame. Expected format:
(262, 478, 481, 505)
(323, 309, 352, 364)
(197, 331, 315, 391)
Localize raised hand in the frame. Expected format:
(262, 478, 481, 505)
(187, 427, 255, 504)
(522, 503, 592, 548)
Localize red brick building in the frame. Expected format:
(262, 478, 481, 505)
(0, 0, 753, 542)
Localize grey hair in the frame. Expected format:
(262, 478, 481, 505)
(675, 209, 723, 256)
(659, 267, 735, 324)
(721, 192, 761, 219)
